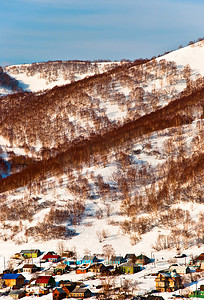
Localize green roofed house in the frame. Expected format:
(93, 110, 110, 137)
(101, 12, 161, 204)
(20, 249, 41, 258)
(135, 254, 151, 265)
(120, 262, 142, 274)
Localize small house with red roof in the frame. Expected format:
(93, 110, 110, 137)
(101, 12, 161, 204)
(42, 254, 61, 263)
(36, 276, 55, 288)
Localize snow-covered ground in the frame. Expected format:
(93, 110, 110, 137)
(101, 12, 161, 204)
(160, 40, 204, 79)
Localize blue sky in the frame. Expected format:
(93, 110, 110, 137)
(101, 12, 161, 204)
(1, 0, 204, 66)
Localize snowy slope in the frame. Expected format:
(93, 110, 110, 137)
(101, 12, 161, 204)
(4, 61, 121, 93)
(159, 40, 204, 78)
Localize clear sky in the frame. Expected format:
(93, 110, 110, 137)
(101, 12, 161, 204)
(1, 0, 204, 66)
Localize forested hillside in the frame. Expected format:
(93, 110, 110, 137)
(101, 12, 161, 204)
(0, 41, 203, 249)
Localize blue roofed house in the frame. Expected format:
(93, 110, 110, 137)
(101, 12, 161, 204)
(2, 274, 25, 288)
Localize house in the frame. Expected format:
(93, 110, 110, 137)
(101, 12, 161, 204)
(75, 259, 83, 265)
(135, 254, 151, 265)
(0, 277, 5, 289)
(200, 262, 204, 271)
(155, 273, 171, 292)
(190, 290, 204, 298)
(196, 253, 204, 267)
(54, 263, 69, 275)
(109, 256, 126, 266)
(9, 290, 26, 300)
(42, 254, 61, 263)
(20, 249, 41, 258)
(53, 287, 67, 300)
(82, 255, 99, 265)
(190, 286, 204, 298)
(61, 285, 73, 295)
(125, 254, 137, 261)
(155, 272, 182, 292)
(88, 263, 109, 274)
(119, 262, 142, 274)
(14, 253, 24, 260)
(2, 274, 25, 288)
(76, 268, 88, 274)
(65, 259, 76, 266)
(68, 287, 91, 298)
(23, 264, 38, 273)
(36, 276, 55, 288)
(169, 265, 191, 275)
(59, 281, 76, 293)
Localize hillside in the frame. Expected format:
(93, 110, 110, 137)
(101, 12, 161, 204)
(0, 40, 203, 266)
(3, 60, 123, 93)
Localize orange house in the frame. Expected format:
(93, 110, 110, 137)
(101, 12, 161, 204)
(2, 274, 25, 288)
(53, 287, 67, 300)
(76, 268, 88, 274)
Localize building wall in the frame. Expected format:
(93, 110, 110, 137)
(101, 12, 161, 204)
(4, 278, 24, 287)
(4, 279, 16, 287)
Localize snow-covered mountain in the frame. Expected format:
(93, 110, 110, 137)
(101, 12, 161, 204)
(3, 60, 122, 93)
(0, 40, 203, 284)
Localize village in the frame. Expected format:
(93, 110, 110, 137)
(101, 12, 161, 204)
(0, 248, 203, 300)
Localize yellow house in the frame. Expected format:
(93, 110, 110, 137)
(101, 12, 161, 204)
(2, 274, 25, 288)
(20, 249, 41, 258)
(155, 272, 182, 292)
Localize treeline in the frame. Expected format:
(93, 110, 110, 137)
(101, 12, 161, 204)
(0, 84, 203, 193)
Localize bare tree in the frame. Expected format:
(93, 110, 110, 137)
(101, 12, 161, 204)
(57, 241, 66, 256)
(102, 244, 115, 264)
(96, 230, 103, 243)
